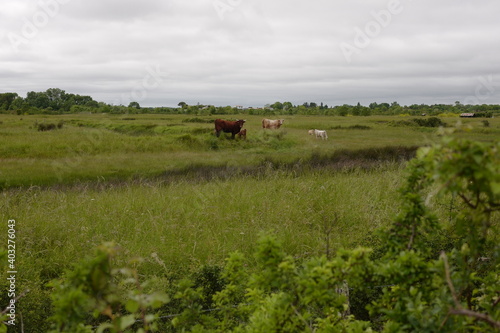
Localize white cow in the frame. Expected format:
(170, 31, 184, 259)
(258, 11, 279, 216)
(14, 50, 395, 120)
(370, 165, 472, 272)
(309, 129, 328, 140)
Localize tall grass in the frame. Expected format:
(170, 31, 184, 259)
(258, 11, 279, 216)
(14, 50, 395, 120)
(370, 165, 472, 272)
(2, 165, 406, 277)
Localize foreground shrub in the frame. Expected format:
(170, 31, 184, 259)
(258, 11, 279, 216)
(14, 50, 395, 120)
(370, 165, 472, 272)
(47, 243, 169, 332)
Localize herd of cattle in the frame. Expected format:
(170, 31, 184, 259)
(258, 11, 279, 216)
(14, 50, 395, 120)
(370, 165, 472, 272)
(213, 118, 329, 140)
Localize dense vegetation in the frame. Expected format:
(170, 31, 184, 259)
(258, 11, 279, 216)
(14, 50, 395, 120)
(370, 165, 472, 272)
(1, 89, 500, 117)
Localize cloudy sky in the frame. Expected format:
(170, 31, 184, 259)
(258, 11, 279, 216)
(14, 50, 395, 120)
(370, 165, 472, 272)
(1, 0, 500, 107)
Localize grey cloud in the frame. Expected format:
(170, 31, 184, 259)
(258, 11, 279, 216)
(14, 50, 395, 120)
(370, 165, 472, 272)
(1, 0, 499, 107)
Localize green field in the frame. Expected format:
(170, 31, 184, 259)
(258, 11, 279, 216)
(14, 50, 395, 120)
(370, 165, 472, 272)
(1, 113, 498, 188)
(1, 114, 499, 331)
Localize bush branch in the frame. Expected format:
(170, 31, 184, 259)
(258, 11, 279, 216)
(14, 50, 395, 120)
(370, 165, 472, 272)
(448, 308, 500, 329)
(441, 252, 500, 329)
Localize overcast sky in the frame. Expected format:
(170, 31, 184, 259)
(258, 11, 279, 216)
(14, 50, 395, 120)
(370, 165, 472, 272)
(1, 0, 500, 107)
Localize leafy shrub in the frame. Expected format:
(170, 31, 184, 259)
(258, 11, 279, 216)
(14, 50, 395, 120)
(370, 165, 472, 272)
(47, 243, 169, 333)
(36, 121, 63, 131)
(189, 266, 226, 310)
(411, 116, 446, 127)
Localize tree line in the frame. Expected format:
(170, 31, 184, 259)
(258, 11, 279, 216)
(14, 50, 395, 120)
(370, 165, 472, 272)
(1, 89, 499, 116)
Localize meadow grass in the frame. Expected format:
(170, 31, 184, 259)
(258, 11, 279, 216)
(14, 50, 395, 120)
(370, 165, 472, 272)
(2, 165, 407, 278)
(1, 113, 499, 188)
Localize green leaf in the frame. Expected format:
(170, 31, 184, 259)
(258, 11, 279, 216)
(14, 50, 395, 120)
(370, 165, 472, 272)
(416, 146, 431, 159)
(119, 314, 136, 330)
(125, 299, 140, 313)
(96, 323, 113, 333)
(491, 182, 500, 195)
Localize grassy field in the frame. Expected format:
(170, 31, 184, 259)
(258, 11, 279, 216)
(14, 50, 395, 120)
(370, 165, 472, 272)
(1, 113, 498, 188)
(1, 113, 499, 330)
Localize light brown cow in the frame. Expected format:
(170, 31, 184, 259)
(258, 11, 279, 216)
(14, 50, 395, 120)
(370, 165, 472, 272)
(237, 128, 247, 139)
(262, 118, 284, 129)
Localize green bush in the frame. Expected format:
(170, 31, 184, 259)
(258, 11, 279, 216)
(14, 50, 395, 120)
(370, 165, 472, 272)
(411, 116, 446, 127)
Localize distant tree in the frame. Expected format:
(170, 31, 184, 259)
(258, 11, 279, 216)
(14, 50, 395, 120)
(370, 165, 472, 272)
(282, 102, 293, 110)
(0, 92, 19, 110)
(46, 88, 65, 108)
(128, 101, 141, 109)
(352, 106, 361, 116)
(271, 101, 283, 110)
(297, 105, 308, 114)
(11, 95, 25, 112)
(337, 105, 349, 116)
(178, 101, 187, 109)
(360, 106, 371, 116)
(23, 88, 98, 112)
(25, 91, 50, 109)
(379, 103, 390, 110)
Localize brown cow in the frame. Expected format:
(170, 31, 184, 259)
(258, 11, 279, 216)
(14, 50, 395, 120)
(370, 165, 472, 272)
(262, 118, 284, 129)
(214, 119, 246, 139)
(237, 128, 247, 140)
